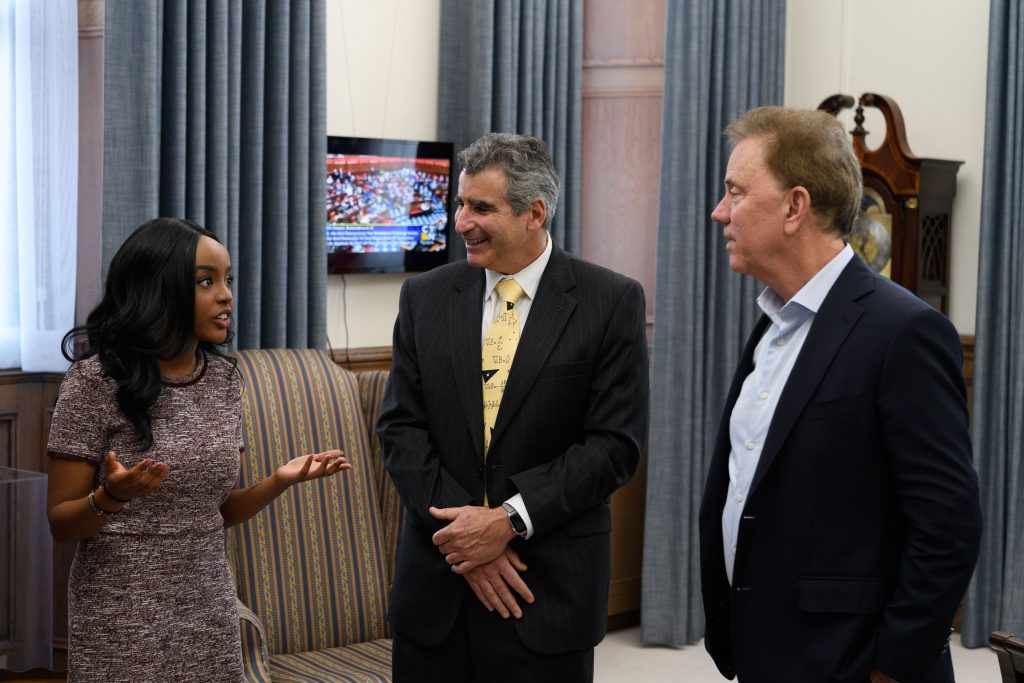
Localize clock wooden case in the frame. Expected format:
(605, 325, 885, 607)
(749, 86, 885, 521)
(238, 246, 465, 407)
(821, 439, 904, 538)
(818, 93, 962, 315)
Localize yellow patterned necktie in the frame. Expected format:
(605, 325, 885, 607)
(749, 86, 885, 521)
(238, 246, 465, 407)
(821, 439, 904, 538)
(482, 278, 525, 463)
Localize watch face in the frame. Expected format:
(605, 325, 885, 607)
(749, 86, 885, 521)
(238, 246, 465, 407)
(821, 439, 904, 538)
(506, 506, 527, 534)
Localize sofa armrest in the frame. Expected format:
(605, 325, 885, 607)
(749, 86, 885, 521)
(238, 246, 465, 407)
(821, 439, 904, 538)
(237, 596, 273, 683)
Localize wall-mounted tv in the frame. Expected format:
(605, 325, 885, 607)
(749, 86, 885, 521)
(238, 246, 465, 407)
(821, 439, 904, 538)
(326, 136, 453, 274)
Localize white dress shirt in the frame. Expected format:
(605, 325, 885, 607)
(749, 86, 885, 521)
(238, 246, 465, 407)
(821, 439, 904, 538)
(722, 244, 855, 583)
(480, 234, 553, 539)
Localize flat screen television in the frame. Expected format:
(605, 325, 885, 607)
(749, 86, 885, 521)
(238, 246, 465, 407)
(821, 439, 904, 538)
(326, 136, 454, 274)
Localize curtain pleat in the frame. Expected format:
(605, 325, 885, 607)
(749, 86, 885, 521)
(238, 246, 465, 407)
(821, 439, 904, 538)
(641, 0, 785, 647)
(961, 0, 1024, 648)
(438, 0, 582, 256)
(0, 0, 78, 373)
(102, 0, 326, 349)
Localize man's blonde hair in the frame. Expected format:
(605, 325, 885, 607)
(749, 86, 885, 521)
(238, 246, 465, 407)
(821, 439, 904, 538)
(725, 107, 862, 239)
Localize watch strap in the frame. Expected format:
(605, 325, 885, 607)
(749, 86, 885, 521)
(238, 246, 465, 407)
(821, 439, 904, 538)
(502, 502, 528, 538)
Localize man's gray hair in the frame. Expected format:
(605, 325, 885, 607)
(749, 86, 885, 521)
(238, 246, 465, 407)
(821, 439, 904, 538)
(458, 133, 560, 230)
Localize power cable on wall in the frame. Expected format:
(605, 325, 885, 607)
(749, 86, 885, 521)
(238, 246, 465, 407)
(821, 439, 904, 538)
(327, 273, 351, 368)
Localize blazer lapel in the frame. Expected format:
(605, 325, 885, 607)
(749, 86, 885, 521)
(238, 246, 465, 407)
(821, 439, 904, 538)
(704, 314, 771, 512)
(748, 258, 874, 496)
(489, 247, 577, 449)
(715, 315, 770, 463)
(447, 265, 486, 460)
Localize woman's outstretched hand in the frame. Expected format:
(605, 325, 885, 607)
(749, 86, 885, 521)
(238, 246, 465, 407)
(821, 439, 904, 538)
(104, 450, 169, 501)
(274, 450, 350, 487)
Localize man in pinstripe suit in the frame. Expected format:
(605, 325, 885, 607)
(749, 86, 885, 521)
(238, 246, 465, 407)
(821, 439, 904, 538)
(378, 133, 649, 682)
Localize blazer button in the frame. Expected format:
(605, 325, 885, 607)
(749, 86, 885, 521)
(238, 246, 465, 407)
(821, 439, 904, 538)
(475, 467, 483, 480)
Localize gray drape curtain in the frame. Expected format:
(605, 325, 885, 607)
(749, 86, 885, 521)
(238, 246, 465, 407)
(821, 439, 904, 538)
(437, 0, 582, 257)
(102, 0, 327, 349)
(641, 0, 785, 646)
(962, 0, 1024, 649)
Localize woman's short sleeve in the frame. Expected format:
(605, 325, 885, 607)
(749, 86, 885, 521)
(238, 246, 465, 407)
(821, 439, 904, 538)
(47, 360, 112, 463)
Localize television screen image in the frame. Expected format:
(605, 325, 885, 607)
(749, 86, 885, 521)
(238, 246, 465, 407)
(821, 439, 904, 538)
(326, 136, 454, 274)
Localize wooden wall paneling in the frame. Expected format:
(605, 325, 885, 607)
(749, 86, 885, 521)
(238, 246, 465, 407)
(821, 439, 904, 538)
(1, 377, 41, 472)
(584, 0, 666, 64)
(582, 0, 667, 620)
(329, 346, 394, 373)
(0, 413, 12, 470)
(0, 372, 71, 661)
(580, 92, 661, 314)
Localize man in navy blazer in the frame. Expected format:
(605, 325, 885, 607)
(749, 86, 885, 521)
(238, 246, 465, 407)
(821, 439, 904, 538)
(699, 107, 982, 682)
(378, 133, 648, 682)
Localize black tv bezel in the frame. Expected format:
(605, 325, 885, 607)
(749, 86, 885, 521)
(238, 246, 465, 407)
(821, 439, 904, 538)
(326, 135, 454, 275)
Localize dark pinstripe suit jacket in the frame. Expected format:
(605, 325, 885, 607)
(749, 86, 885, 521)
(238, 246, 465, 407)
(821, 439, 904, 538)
(377, 245, 649, 654)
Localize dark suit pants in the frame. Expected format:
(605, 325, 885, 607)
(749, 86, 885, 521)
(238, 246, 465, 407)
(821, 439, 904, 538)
(392, 584, 594, 683)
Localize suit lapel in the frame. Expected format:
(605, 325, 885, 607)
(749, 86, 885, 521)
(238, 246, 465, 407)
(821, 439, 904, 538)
(748, 258, 874, 496)
(489, 247, 577, 449)
(447, 265, 486, 460)
(716, 315, 770, 461)
(705, 315, 770, 509)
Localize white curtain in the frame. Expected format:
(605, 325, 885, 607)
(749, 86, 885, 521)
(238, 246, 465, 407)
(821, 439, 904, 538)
(0, 0, 77, 372)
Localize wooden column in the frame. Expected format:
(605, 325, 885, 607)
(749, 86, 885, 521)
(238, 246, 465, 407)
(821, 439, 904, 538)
(581, 0, 666, 625)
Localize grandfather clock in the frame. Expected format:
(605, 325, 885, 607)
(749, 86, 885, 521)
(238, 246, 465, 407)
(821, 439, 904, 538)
(818, 93, 962, 315)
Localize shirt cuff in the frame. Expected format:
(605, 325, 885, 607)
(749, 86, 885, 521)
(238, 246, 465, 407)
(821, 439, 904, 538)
(503, 493, 535, 539)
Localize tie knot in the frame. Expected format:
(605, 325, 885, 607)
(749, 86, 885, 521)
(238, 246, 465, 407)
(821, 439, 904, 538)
(495, 279, 525, 306)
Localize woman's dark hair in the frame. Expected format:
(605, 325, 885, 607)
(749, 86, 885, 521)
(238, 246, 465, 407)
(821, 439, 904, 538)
(62, 217, 233, 450)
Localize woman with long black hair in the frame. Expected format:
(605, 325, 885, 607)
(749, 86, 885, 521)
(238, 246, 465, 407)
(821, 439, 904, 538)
(46, 217, 348, 682)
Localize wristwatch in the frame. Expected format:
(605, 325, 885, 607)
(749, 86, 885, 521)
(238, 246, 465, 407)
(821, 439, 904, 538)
(502, 502, 528, 538)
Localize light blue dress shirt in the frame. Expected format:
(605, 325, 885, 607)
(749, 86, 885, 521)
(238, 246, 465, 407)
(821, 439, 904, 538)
(722, 244, 855, 583)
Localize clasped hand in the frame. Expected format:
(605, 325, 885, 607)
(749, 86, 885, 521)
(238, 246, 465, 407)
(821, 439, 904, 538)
(430, 505, 515, 573)
(430, 505, 534, 619)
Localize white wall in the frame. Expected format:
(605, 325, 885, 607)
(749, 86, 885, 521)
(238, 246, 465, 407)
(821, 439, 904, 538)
(325, 0, 442, 348)
(785, 0, 989, 335)
(325, 0, 990, 346)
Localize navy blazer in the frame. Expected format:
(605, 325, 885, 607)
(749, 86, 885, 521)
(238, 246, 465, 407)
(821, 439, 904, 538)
(378, 245, 649, 653)
(699, 256, 982, 682)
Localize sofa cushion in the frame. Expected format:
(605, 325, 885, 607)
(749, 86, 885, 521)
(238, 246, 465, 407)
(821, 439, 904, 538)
(269, 638, 393, 683)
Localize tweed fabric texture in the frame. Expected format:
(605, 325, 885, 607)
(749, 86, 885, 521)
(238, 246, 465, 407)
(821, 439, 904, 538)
(227, 349, 392, 672)
(49, 351, 243, 682)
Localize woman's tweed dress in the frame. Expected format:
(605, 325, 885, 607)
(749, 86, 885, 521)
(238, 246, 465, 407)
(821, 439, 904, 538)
(48, 351, 244, 682)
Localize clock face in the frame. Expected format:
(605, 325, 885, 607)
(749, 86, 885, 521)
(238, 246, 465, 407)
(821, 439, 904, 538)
(851, 186, 893, 277)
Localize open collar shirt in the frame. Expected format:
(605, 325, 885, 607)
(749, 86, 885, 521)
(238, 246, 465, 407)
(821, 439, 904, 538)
(723, 244, 855, 583)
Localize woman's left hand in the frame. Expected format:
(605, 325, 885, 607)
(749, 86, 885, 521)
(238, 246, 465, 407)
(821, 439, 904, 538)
(275, 450, 350, 487)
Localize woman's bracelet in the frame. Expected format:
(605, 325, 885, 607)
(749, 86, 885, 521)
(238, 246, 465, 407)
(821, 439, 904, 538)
(101, 484, 131, 504)
(87, 489, 122, 516)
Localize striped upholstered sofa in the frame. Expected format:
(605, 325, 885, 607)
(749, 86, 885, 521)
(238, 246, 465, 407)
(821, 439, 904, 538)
(226, 349, 401, 683)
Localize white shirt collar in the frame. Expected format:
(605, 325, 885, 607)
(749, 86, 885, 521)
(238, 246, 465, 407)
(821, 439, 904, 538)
(483, 233, 552, 302)
(757, 244, 855, 319)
